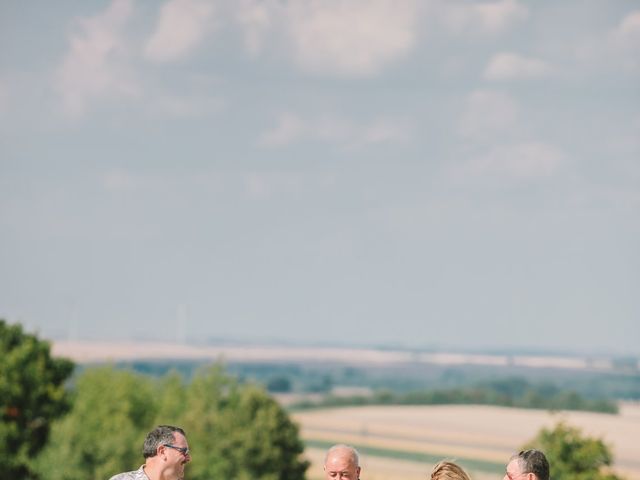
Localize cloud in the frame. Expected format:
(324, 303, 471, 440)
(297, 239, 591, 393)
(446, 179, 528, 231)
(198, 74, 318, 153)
(616, 10, 640, 37)
(259, 112, 410, 148)
(259, 112, 305, 147)
(53, 0, 137, 117)
(483, 52, 551, 80)
(440, 0, 528, 35)
(144, 0, 216, 62)
(235, 0, 275, 56)
(457, 142, 566, 180)
(610, 10, 640, 69)
(284, 0, 419, 76)
(459, 89, 518, 140)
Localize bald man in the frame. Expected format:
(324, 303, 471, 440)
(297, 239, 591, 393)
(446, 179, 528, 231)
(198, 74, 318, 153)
(324, 444, 361, 480)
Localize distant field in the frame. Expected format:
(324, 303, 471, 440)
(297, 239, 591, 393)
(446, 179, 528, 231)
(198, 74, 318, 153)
(51, 340, 632, 372)
(303, 446, 498, 480)
(293, 403, 640, 480)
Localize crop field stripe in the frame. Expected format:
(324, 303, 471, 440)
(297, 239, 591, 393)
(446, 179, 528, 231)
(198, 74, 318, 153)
(304, 439, 505, 474)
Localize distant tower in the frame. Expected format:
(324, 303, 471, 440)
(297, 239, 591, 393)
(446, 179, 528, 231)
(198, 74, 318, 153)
(176, 304, 188, 344)
(67, 302, 79, 341)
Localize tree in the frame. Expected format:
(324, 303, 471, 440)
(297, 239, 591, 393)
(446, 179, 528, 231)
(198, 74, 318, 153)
(34, 367, 158, 480)
(0, 319, 74, 479)
(181, 365, 310, 480)
(35, 364, 310, 480)
(524, 421, 624, 480)
(267, 375, 292, 393)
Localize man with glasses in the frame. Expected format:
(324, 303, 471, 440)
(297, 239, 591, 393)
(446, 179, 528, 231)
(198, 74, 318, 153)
(324, 444, 362, 480)
(504, 449, 549, 480)
(109, 425, 191, 480)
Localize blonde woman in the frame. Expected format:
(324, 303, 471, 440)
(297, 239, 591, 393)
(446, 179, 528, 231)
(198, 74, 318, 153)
(431, 461, 471, 480)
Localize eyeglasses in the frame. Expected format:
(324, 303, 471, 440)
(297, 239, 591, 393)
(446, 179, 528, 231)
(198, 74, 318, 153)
(163, 444, 190, 456)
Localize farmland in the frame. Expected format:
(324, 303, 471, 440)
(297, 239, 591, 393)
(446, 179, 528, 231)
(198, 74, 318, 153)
(293, 403, 640, 480)
(51, 340, 640, 479)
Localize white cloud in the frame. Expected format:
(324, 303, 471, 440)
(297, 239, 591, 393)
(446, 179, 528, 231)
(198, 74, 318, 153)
(484, 52, 550, 80)
(144, 0, 216, 63)
(616, 10, 640, 37)
(259, 112, 306, 147)
(458, 142, 566, 180)
(610, 10, 640, 70)
(360, 119, 410, 144)
(54, 0, 137, 117)
(440, 0, 528, 35)
(259, 112, 410, 148)
(236, 0, 276, 56)
(459, 89, 518, 140)
(284, 0, 419, 76)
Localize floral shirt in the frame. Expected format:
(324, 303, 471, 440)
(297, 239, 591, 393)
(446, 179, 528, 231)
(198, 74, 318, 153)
(108, 465, 150, 480)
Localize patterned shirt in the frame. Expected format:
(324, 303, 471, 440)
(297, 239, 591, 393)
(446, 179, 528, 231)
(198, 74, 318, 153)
(108, 465, 150, 480)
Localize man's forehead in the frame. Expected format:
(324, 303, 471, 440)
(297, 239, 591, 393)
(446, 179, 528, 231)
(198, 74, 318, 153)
(326, 451, 356, 467)
(507, 459, 522, 473)
(173, 432, 188, 446)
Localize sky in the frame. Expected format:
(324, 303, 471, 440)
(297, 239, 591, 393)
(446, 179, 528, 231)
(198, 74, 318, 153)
(1, 0, 639, 355)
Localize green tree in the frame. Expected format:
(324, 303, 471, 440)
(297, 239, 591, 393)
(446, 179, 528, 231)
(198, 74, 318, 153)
(266, 375, 292, 393)
(182, 365, 310, 480)
(35, 363, 309, 480)
(34, 367, 157, 480)
(0, 319, 74, 478)
(525, 421, 624, 480)
(152, 370, 187, 424)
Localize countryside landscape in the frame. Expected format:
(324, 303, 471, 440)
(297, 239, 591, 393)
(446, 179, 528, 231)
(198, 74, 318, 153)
(51, 339, 640, 480)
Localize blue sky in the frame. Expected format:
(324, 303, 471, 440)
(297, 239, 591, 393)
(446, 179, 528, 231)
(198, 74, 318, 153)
(1, 0, 639, 354)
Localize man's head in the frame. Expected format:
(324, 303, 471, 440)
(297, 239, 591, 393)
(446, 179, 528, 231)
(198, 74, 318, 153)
(324, 444, 361, 480)
(504, 450, 549, 480)
(143, 425, 191, 479)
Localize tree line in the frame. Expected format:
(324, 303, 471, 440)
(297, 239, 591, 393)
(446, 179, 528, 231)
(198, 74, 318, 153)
(290, 378, 618, 413)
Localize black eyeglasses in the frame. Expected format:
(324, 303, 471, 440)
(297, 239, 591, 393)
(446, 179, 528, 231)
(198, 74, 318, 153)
(163, 444, 190, 456)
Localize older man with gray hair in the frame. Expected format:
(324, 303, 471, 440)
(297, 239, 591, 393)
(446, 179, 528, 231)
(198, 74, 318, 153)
(324, 444, 361, 480)
(108, 425, 191, 480)
(504, 449, 550, 480)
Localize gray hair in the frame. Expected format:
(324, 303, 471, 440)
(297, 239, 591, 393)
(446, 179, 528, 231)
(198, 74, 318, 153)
(143, 425, 186, 458)
(510, 449, 549, 480)
(325, 444, 360, 467)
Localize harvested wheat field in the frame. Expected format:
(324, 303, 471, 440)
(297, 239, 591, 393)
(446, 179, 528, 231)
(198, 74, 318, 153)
(293, 403, 640, 480)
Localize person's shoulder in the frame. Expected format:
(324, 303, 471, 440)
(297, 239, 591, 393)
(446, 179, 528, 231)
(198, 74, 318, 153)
(107, 473, 136, 480)
(108, 465, 147, 480)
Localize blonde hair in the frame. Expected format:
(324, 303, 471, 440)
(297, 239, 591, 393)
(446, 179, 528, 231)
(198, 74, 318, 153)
(431, 461, 471, 480)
